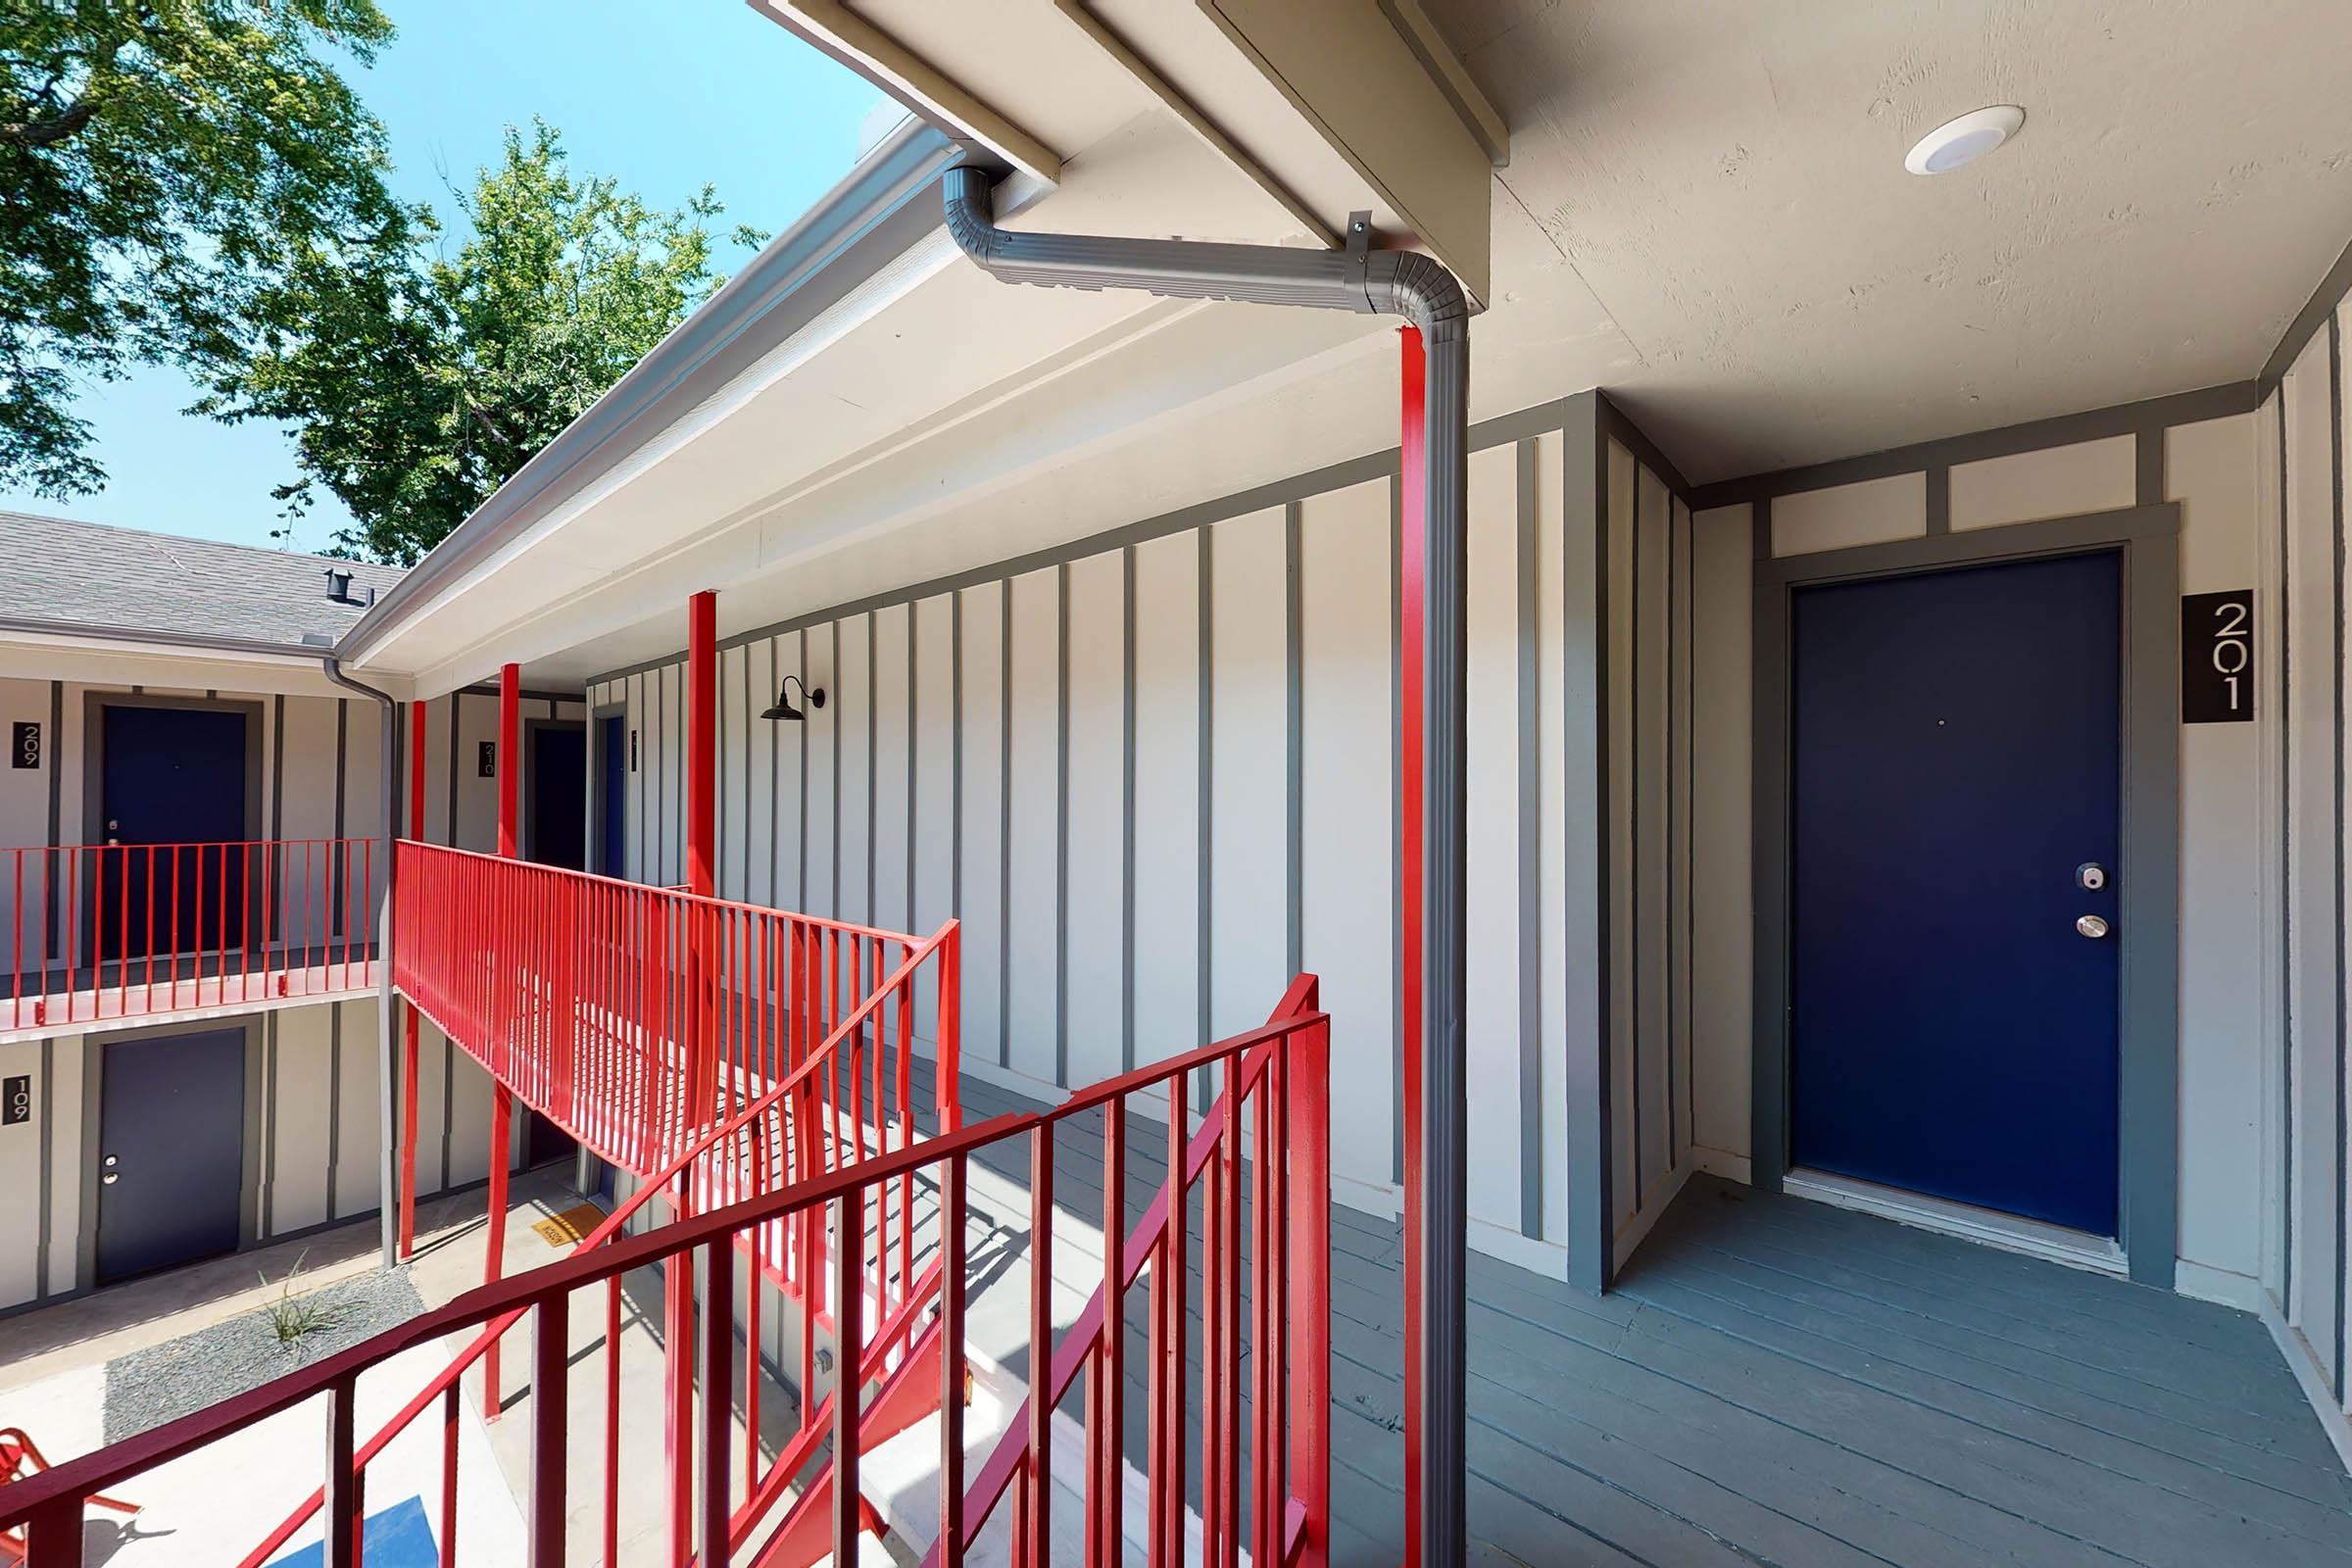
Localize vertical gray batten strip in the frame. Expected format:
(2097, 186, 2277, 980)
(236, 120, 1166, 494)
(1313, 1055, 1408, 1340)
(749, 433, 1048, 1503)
(1664, 496, 1679, 1169)
(1563, 393, 1614, 1292)
(1628, 465, 1644, 1194)
(262, 1010, 279, 1235)
(34, 1037, 51, 1297)
(743, 644, 756, 898)
(2330, 311, 2348, 1390)
(2135, 427, 2166, 511)
(331, 701, 348, 939)
(655, 669, 666, 883)
(43, 680, 60, 956)
(1197, 523, 1214, 1116)
(999, 590, 1012, 1068)
(326, 1004, 343, 1213)
(1286, 502, 1304, 977)
(2278, 393, 2296, 1309)
(1121, 547, 1138, 1072)
(1516, 439, 1544, 1238)
(1391, 468, 1406, 1185)
(1925, 466, 1952, 535)
(1055, 563, 1071, 1086)
(271, 695, 287, 847)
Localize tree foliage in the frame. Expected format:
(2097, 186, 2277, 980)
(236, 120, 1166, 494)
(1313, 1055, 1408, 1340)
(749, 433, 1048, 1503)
(1, 0, 401, 497)
(203, 119, 761, 564)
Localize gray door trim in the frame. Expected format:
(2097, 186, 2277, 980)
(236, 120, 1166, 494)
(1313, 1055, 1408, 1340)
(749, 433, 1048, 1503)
(589, 703, 626, 876)
(1750, 501, 2181, 1288)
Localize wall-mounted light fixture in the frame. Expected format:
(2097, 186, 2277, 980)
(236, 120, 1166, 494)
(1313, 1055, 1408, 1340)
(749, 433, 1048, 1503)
(761, 674, 826, 722)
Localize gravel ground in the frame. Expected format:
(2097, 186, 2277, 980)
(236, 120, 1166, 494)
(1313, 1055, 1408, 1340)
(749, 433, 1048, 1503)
(102, 1266, 427, 1444)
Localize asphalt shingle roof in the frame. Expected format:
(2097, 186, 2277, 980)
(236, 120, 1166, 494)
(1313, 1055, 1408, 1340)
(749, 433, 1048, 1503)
(0, 511, 405, 650)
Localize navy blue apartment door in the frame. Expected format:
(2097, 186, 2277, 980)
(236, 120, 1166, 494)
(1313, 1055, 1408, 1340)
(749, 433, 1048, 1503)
(1789, 550, 2123, 1236)
(100, 703, 248, 961)
(96, 1025, 245, 1282)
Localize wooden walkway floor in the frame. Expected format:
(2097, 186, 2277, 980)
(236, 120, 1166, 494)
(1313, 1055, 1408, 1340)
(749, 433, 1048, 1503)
(932, 1063, 2352, 1568)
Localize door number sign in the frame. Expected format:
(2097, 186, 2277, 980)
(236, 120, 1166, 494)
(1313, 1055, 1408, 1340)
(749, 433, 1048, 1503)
(2181, 591, 2253, 724)
(10, 722, 38, 769)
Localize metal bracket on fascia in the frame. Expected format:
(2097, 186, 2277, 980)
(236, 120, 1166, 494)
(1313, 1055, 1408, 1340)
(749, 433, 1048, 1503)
(1344, 210, 1375, 314)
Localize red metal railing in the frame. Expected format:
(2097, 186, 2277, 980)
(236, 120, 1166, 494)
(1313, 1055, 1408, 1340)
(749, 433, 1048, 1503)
(395, 840, 957, 1180)
(0, 838, 378, 1030)
(0, 978, 1329, 1568)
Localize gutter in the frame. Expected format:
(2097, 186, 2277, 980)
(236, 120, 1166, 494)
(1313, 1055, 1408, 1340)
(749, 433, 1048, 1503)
(321, 657, 401, 1269)
(941, 164, 1472, 1564)
(0, 615, 355, 662)
(334, 116, 965, 668)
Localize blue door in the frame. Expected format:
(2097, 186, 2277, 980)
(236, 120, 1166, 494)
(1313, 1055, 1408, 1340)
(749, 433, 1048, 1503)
(101, 704, 247, 960)
(599, 714, 626, 875)
(1790, 551, 2122, 1235)
(96, 1025, 245, 1282)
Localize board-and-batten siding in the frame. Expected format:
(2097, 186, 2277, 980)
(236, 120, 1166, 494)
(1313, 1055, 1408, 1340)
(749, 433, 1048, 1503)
(585, 420, 1620, 1264)
(2278, 313, 2351, 1422)
(1601, 439, 1702, 1266)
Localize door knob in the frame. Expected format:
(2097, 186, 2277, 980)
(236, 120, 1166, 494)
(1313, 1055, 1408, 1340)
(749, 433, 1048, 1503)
(2076, 914, 2110, 940)
(102, 1172, 118, 1185)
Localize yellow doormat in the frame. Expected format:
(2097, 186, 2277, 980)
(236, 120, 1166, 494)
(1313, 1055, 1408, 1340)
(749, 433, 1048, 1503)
(531, 1201, 608, 1248)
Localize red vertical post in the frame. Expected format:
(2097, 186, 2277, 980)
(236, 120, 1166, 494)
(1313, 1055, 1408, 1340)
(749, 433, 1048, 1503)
(1396, 325, 1427, 1563)
(485, 663, 519, 1420)
(677, 591, 717, 1568)
(1287, 992, 1332, 1568)
(399, 698, 427, 1260)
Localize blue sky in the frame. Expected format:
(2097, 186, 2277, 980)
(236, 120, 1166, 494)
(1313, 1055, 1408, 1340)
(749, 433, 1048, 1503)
(0, 1, 887, 554)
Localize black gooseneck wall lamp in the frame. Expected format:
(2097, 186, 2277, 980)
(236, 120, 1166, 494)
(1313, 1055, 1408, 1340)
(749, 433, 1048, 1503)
(760, 674, 826, 722)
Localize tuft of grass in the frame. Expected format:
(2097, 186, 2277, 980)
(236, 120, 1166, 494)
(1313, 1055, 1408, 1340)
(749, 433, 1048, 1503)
(258, 1251, 339, 1348)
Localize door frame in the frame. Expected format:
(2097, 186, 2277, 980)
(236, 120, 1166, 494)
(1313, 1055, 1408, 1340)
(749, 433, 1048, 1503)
(1750, 502, 2181, 1287)
(76, 1014, 267, 1289)
(522, 715, 586, 866)
(590, 703, 627, 876)
(79, 693, 267, 967)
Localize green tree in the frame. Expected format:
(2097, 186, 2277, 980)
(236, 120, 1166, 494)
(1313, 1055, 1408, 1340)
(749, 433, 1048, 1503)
(204, 119, 762, 564)
(1, 0, 400, 497)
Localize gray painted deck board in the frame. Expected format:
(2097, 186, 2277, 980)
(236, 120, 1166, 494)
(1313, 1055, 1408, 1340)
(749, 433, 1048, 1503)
(903, 1063, 2352, 1566)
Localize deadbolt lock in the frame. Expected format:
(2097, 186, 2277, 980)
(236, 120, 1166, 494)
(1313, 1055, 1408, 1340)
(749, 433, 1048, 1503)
(2076, 861, 2108, 892)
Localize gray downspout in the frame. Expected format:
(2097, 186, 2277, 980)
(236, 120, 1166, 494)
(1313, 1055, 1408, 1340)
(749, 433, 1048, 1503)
(942, 165, 1471, 1565)
(322, 658, 401, 1270)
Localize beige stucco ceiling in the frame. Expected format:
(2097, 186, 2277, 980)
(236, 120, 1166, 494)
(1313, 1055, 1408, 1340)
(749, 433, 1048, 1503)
(1426, 0, 2352, 480)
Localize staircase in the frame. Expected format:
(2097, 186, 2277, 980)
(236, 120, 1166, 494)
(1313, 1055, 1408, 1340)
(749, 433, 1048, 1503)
(0, 847, 1332, 1568)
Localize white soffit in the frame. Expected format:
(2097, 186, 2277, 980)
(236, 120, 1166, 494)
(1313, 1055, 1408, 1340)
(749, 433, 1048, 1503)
(1423, 0, 2352, 480)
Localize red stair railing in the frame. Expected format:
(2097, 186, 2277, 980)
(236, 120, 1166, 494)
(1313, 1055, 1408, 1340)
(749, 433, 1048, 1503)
(0, 838, 378, 1029)
(239, 886, 960, 1568)
(0, 976, 1330, 1568)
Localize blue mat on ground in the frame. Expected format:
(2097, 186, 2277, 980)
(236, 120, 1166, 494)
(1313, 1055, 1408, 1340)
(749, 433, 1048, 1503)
(269, 1494, 436, 1567)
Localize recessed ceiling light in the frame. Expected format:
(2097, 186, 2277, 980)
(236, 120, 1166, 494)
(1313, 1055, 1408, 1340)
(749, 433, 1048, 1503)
(1904, 105, 2026, 175)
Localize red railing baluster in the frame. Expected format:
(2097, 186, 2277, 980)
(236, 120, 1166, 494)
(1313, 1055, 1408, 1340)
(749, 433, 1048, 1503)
(1101, 1095, 1127, 1566)
(323, 1378, 357, 1568)
(1031, 1121, 1056, 1563)
(528, 1290, 568, 1566)
(440, 1380, 461, 1568)
(833, 1189, 864, 1568)
(604, 1273, 621, 1568)
(939, 1149, 968, 1568)
(700, 1238, 734, 1564)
